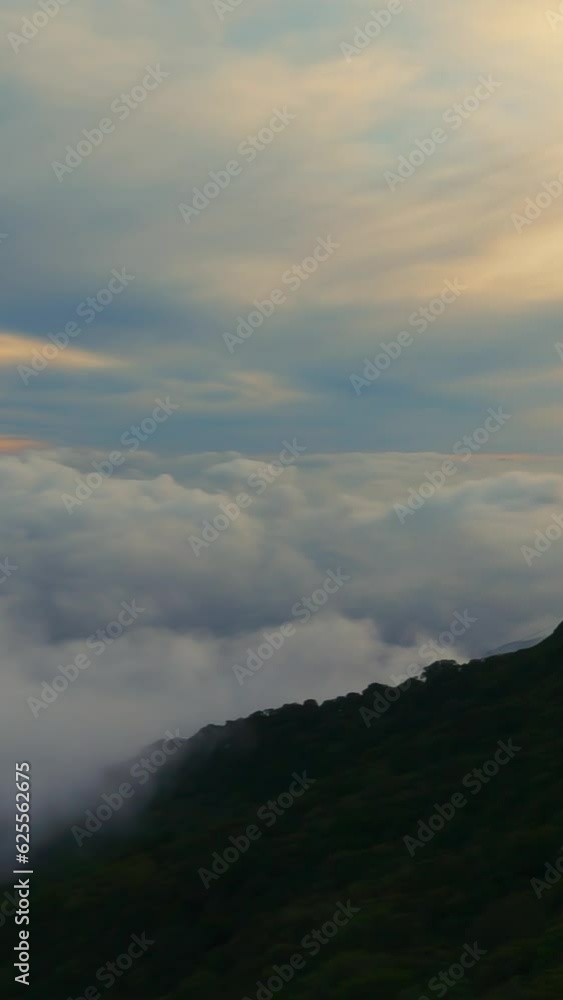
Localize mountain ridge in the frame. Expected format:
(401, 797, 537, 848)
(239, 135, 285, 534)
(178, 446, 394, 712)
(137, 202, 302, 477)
(4, 622, 563, 999)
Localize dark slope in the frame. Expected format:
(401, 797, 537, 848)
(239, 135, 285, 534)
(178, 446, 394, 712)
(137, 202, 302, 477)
(3, 627, 563, 999)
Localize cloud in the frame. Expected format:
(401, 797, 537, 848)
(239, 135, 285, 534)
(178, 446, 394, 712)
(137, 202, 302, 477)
(2, 0, 563, 454)
(0, 331, 124, 372)
(2, 448, 563, 845)
(0, 436, 46, 452)
(166, 370, 309, 412)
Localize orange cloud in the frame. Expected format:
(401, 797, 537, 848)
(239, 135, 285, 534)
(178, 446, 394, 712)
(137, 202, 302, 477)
(0, 437, 47, 453)
(0, 332, 124, 372)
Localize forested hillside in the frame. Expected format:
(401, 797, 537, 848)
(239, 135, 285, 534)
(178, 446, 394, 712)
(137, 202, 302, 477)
(4, 626, 563, 999)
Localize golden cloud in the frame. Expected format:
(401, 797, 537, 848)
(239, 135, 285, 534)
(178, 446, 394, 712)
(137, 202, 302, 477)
(0, 332, 124, 372)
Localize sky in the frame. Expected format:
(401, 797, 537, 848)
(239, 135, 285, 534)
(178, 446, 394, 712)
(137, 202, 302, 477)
(2, 0, 563, 835)
(1, 0, 563, 454)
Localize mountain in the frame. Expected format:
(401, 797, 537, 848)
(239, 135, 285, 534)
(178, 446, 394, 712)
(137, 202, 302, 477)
(485, 632, 549, 656)
(4, 627, 563, 999)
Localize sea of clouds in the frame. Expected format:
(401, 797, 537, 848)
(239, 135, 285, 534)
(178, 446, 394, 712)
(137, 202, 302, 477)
(2, 447, 562, 845)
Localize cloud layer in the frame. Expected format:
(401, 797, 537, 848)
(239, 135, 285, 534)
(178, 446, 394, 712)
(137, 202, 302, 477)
(3, 448, 563, 840)
(1, 0, 563, 452)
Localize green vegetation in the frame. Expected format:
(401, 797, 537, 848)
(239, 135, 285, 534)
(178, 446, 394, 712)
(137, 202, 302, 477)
(4, 625, 563, 999)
